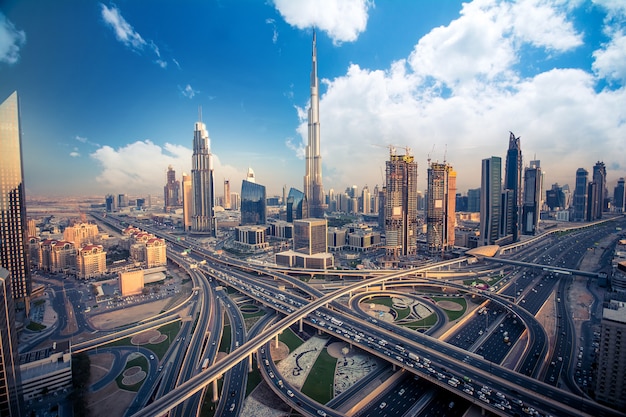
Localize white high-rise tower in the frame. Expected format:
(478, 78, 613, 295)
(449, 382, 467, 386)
(304, 31, 327, 218)
(191, 112, 214, 235)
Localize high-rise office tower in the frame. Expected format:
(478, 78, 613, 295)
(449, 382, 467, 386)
(467, 188, 481, 213)
(522, 161, 542, 235)
(163, 165, 181, 212)
(0, 268, 22, 417)
(182, 173, 192, 232)
(117, 193, 128, 208)
(372, 185, 380, 215)
(614, 178, 625, 213)
(293, 218, 327, 255)
(105, 194, 115, 212)
(286, 188, 308, 223)
(241, 179, 266, 225)
(573, 168, 588, 221)
(384, 148, 418, 262)
(361, 186, 371, 214)
(426, 162, 457, 254)
(595, 300, 626, 409)
(224, 179, 231, 210)
(591, 161, 606, 219)
(504, 132, 522, 241)
(480, 156, 502, 246)
(0, 91, 31, 308)
(546, 183, 566, 211)
(303, 32, 326, 218)
(191, 116, 214, 235)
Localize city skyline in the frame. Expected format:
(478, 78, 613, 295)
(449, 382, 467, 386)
(1, 1, 625, 198)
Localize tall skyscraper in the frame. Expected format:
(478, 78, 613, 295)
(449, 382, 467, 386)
(480, 156, 502, 246)
(426, 162, 457, 254)
(241, 179, 266, 225)
(361, 186, 371, 214)
(595, 300, 626, 409)
(303, 32, 326, 218)
(591, 161, 607, 219)
(504, 132, 522, 241)
(0, 91, 31, 308)
(105, 194, 115, 212)
(384, 148, 418, 263)
(546, 183, 566, 211)
(0, 268, 22, 417)
(522, 161, 542, 235)
(181, 173, 192, 232)
(191, 116, 214, 235)
(614, 178, 625, 213)
(224, 179, 231, 210)
(573, 168, 588, 221)
(163, 165, 181, 212)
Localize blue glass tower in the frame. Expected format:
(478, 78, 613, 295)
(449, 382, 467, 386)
(241, 180, 266, 225)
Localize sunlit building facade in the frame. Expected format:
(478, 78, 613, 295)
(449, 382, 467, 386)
(76, 245, 107, 279)
(191, 118, 214, 235)
(182, 173, 192, 232)
(0, 91, 31, 307)
(384, 148, 418, 263)
(163, 165, 181, 212)
(0, 267, 22, 417)
(426, 162, 457, 254)
(480, 156, 502, 246)
(63, 222, 99, 248)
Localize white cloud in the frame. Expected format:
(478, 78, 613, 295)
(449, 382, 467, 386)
(100, 3, 171, 69)
(100, 4, 146, 50)
(90, 140, 245, 195)
(273, 0, 372, 44)
(180, 84, 199, 99)
(289, 0, 626, 193)
(593, 31, 626, 83)
(266, 18, 279, 44)
(0, 12, 26, 65)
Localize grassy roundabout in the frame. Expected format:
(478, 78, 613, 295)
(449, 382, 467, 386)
(301, 348, 336, 404)
(115, 353, 148, 392)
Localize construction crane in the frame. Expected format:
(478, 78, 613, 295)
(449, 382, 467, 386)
(427, 144, 435, 166)
(372, 143, 412, 156)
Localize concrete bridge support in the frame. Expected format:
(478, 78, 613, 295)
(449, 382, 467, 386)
(249, 354, 253, 372)
(212, 379, 218, 402)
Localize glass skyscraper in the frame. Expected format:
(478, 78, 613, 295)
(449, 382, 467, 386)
(573, 168, 588, 221)
(0, 91, 31, 307)
(480, 156, 502, 246)
(504, 132, 522, 241)
(191, 118, 214, 235)
(0, 268, 22, 417)
(240, 180, 266, 225)
(287, 188, 307, 223)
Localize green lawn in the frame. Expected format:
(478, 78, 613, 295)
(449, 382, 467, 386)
(278, 327, 304, 352)
(103, 321, 181, 360)
(432, 296, 467, 321)
(402, 313, 438, 330)
(301, 348, 336, 404)
(115, 354, 148, 392)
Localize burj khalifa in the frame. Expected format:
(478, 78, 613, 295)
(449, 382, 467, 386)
(303, 31, 327, 218)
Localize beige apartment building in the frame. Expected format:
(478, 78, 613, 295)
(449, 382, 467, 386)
(76, 244, 107, 279)
(119, 268, 144, 296)
(63, 222, 99, 248)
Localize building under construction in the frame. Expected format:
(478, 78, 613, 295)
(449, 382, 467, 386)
(426, 161, 457, 254)
(383, 147, 418, 266)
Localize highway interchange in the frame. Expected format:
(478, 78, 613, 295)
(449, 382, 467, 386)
(85, 213, 625, 417)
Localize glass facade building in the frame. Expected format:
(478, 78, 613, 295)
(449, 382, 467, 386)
(287, 187, 308, 223)
(240, 180, 266, 225)
(0, 91, 31, 305)
(0, 268, 22, 417)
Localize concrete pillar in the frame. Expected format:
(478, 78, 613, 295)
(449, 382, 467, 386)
(299, 318, 303, 333)
(212, 379, 218, 402)
(275, 334, 279, 348)
(382, 282, 385, 291)
(249, 354, 253, 372)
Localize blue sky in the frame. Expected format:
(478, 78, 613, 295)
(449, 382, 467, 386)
(1, 0, 625, 199)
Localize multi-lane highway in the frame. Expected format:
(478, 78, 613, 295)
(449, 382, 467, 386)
(89, 212, 624, 417)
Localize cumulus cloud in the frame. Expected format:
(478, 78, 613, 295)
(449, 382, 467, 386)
(90, 140, 245, 194)
(100, 3, 171, 69)
(289, 0, 626, 193)
(273, 0, 372, 44)
(75, 135, 100, 147)
(0, 12, 26, 65)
